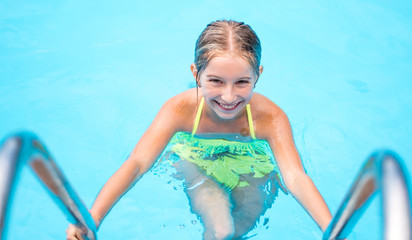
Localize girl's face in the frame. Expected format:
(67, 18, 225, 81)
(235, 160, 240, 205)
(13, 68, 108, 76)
(192, 54, 261, 121)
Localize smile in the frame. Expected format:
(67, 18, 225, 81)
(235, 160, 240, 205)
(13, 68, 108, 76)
(216, 101, 241, 111)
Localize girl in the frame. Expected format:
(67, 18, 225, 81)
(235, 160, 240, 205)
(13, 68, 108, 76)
(66, 20, 332, 240)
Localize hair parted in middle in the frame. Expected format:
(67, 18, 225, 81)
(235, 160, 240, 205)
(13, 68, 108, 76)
(194, 20, 262, 85)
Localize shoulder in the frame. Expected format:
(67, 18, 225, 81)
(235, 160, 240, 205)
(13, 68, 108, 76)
(163, 88, 198, 114)
(250, 93, 290, 140)
(158, 88, 199, 131)
(250, 92, 287, 122)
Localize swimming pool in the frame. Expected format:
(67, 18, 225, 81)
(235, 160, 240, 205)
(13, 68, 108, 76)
(1, 0, 411, 239)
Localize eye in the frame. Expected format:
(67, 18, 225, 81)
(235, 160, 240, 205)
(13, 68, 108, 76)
(208, 78, 223, 84)
(236, 79, 251, 86)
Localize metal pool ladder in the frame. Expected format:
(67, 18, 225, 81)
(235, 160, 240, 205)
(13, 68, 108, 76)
(323, 151, 412, 240)
(0, 132, 411, 239)
(0, 132, 97, 240)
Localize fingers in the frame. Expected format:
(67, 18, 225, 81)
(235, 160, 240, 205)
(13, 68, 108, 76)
(66, 224, 86, 240)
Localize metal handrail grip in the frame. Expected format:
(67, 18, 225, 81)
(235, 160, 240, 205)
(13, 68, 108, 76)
(0, 132, 97, 240)
(323, 151, 412, 240)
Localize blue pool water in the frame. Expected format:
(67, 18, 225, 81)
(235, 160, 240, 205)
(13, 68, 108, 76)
(1, 0, 412, 239)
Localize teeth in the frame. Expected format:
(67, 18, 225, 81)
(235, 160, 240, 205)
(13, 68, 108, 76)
(218, 102, 237, 109)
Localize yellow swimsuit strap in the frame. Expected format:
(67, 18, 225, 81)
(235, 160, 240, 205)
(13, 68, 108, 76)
(191, 97, 256, 139)
(191, 97, 205, 136)
(246, 104, 256, 139)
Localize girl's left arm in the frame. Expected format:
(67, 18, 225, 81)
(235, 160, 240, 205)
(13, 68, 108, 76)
(265, 110, 332, 232)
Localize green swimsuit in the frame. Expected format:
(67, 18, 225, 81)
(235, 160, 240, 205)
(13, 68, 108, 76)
(165, 98, 285, 191)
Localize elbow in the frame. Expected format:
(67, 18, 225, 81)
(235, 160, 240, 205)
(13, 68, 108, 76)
(119, 157, 146, 190)
(282, 170, 309, 196)
(126, 154, 150, 177)
(283, 176, 298, 196)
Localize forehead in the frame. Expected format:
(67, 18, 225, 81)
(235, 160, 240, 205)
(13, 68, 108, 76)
(204, 54, 254, 78)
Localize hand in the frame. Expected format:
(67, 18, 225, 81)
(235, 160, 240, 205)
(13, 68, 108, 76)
(66, 223, 87, 240)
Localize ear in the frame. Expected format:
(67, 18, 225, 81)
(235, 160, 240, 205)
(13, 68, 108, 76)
(190, 63, 201, 87)
(254, 65, 263, 87)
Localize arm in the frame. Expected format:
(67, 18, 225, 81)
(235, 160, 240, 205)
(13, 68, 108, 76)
(90, 98, 189, 227)
(264, 109, 332, 232)
(66, 96, 192, 239)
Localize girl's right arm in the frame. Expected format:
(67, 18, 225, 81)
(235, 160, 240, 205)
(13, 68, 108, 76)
(66, 94, 193, 240)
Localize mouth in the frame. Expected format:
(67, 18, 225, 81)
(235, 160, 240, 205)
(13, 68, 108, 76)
(215, 100, 242, 111)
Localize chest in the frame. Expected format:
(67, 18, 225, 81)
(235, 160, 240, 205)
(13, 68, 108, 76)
(195, 116, 252, 137)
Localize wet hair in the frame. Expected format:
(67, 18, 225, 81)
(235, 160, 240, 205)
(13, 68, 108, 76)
(194, 20, 262, 83)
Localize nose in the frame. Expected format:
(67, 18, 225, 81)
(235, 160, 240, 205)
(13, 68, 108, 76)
(221, 85, 236, 103)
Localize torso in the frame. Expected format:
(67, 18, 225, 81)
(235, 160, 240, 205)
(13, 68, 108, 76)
(165, 90, 286, 190)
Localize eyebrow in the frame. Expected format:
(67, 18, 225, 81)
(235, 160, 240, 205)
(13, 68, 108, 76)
(206, 75, 252, 80)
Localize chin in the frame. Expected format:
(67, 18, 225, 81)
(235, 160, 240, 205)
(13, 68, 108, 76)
(215, 111, 241, 121)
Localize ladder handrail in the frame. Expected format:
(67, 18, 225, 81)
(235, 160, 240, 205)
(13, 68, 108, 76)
(323, 151, 412, 240)
(0, 132, 97, 240)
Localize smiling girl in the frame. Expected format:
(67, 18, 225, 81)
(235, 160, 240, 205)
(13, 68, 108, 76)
(66, 20, 332, 240)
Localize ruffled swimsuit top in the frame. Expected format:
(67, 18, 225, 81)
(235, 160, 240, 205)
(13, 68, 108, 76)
(166, 98, 286, 191)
